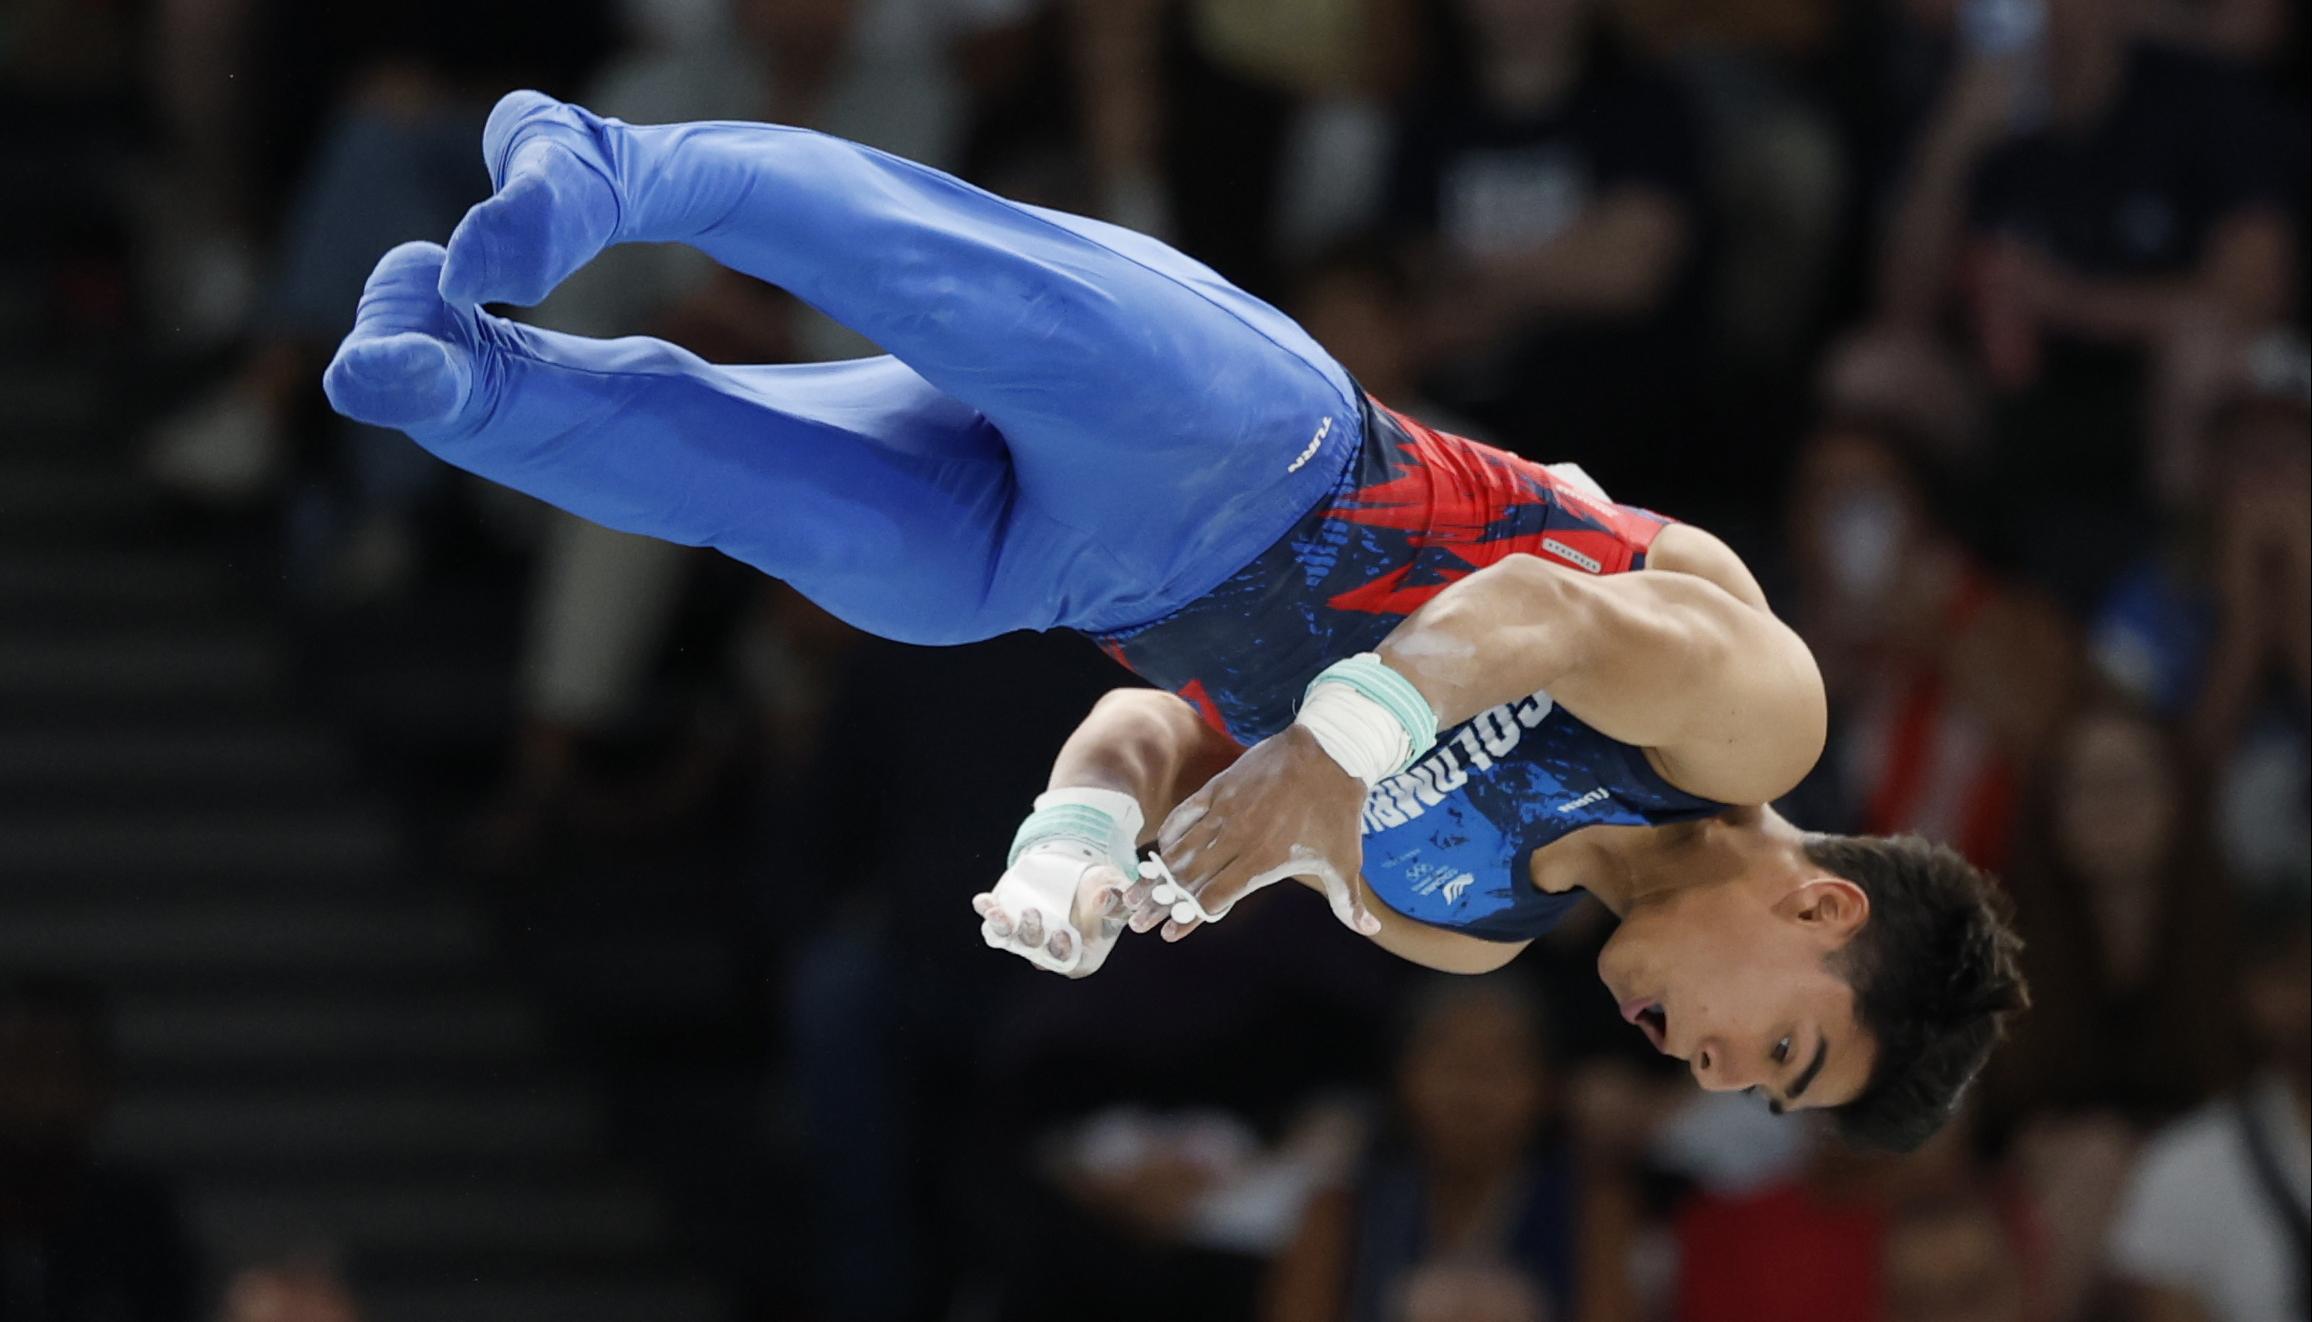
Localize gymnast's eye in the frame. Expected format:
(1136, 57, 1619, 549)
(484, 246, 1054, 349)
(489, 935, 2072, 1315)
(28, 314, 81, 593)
(1772, 1036, 1792, 1066)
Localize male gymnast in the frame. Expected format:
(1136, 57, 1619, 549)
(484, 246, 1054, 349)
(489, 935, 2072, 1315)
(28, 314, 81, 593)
(325, 92, 2027, 1150)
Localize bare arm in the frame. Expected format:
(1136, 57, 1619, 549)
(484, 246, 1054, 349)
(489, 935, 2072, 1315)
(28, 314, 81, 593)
(1374, 535, 1827, 805)
(1048, 688, 1244, 843)
(2032, 210, 2298, 343)
(1879, 57, 2028, 324)
(973, 689, 1244, 975)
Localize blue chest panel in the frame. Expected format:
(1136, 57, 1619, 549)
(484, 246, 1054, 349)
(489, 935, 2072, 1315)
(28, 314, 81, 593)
(1357, 690, 1721, 941)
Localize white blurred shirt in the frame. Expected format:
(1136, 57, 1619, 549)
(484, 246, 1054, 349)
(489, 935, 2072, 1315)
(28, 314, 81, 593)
(2108, 1075, 2311, 1322)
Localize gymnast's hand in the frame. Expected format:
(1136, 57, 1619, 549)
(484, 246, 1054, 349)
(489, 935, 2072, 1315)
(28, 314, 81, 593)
(1144, 727, 1380, 941)
(973, 849, 1137, 979)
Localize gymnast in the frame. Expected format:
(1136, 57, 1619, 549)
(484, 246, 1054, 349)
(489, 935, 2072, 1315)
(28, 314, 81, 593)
(324, 91, 2028, 1150)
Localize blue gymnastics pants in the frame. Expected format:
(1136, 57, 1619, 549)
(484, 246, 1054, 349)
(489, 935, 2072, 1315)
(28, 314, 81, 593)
(323, 91, 1361, 642)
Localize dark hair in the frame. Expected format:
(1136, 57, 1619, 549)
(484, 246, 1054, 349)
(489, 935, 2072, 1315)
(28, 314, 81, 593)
(1805, 834, 2030, 1153)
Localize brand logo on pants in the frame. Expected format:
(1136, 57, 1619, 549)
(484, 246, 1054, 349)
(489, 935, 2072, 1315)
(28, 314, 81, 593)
(1288, 417, 1333, 473)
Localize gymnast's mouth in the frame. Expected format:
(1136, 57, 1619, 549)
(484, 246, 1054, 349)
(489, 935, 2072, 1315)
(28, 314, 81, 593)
(1621, 998, 1670, 1054)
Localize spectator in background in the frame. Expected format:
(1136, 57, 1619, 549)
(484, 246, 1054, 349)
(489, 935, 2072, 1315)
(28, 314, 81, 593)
(1264, 975, 1640, 1322)
(0, 978, 199, 1322)
(2182, 328, 2312, 900)
(2107, 894, 2311, 1322)
(1985, 701, 2242, 1137)
(1881, 0, 2299, 598)
(1385, 0, 1710, 503)
(1962, 0, 2300, 365)
(1664, 1095, 2043, 1321)
(1782, 412, 2076, 867)
(1882, 1190, 2033, 1322)
(1888, 0, 2300, 354)
(1983, 700, 2241, 1319)
(1065, 0, 1418, 297)
(2096, 331, 2308, 711)
(973, 878, 1398, 1322)
(2093, 328, 2311, 898)
(1669, 1100, 2000, 1322)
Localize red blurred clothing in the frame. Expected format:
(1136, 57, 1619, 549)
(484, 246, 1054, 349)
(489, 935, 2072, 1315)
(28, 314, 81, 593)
(1673, 1171, 2052, 1322)
(1674, 1182, 1886, 1322)
(1841, 570, 2022, 872)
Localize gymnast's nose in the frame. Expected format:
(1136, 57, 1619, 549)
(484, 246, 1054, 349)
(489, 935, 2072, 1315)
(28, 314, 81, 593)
(1689, 1039, 1744, 1092)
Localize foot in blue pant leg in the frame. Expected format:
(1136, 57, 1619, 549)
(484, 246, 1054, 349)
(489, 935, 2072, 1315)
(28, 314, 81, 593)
(324, 242, 486, 432)
(323, 242, 1091, 644)
(437, 90, 622, 310)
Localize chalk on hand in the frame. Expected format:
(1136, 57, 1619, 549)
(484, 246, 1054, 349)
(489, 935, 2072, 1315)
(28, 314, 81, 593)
(1137, 854, 1216, 925)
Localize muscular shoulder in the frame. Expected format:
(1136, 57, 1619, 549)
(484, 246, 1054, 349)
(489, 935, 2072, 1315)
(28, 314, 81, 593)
(1628, 525, 1827, 803)
(1643, 523, 1773, 614)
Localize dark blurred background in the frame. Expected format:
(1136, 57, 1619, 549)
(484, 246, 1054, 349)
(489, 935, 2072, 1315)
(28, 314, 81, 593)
(0, 0, 2305, 1319)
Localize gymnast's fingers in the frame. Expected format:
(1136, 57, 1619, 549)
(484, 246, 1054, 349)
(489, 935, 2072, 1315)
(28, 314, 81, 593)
(1155, 789, 1212, 857)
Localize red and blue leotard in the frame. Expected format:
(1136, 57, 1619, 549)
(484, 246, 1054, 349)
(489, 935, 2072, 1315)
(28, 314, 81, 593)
(1102, 400, 1725, 941)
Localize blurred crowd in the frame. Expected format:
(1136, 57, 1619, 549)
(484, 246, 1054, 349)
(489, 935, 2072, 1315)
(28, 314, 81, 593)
(3, 0, 2307, 1319)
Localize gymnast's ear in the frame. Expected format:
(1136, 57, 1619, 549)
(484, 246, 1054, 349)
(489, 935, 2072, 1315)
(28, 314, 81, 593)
(1776, 875, 1869, 943)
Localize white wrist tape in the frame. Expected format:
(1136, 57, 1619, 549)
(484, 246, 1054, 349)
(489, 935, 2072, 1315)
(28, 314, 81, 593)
(1008, 786, 1144, 876)
(1294, 654, 1439, 786)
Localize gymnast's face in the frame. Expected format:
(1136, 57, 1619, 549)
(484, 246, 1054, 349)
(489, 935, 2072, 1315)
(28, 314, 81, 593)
(1597, 873, 1878, 1110)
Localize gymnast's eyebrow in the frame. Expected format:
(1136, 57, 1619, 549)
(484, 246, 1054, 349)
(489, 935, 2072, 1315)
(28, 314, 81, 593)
(1769, 1036, 1830, 1116)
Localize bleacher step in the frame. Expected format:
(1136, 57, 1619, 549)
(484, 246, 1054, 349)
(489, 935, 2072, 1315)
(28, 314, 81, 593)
(0, 808, 396, 879)
(107, 1084, 600, 1169)
(112, 993, 551, 1073)
(0, 899, 486, 973)
(0, 627, 280, 701)
(190, 1179, 672, 1262)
